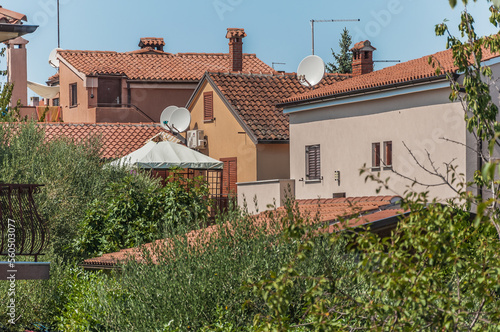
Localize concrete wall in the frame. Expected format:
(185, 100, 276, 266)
(289, 86, 467, 201)
(59, 64, 92, 121)
(189, 82, 258, 184)
(237, 179, 295, 214)
(129, 83, 197, 122)
(257, 143, 290, 180)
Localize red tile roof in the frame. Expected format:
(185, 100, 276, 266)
(46, 73, 59, 86)
(206, 72, 349, 141)
(284, 47, 500, 104)
(0, 6, 27, 24)
(82, 195, 400, 268)
(41, 123, 179, 159)
(57, 50, 274, 81)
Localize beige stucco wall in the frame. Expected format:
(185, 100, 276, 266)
(289, 86, 467, 201)
(237, 179, 295, 214)
(189, 82, 257, 184)
(60, 64, 93, 122)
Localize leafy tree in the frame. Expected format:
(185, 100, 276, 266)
(251, 1, 500, 330)
(326, 27, 353, 74)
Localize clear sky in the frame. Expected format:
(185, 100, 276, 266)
(1, 0, 498, 98)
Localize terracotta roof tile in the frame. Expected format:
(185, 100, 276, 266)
(41, 123, 179, 159)
(82, 195, 400, 268)
(226, 28, 247, 39)
(208, 72, 348, 141)
(139, 37, 165, 48)
(284, 47, 500, 104)
(58, 49, 274, 81)
(0, 6, 27, 24)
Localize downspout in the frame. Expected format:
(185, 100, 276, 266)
(127, 82, 131, 105)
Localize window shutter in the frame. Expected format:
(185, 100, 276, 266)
(221, 157, 237, 195)
(306, 145, 321, 180)
(204, 91, 213, 121)
(384, 141, 392, 166)
(372, 143, 380, 168)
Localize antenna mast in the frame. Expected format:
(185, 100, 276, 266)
(57, 0, 60, 48)
(311, 19, 360, 55)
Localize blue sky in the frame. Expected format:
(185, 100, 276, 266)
(1, 0, 498, 96)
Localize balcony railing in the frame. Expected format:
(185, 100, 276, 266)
(0, 184, 48, 261)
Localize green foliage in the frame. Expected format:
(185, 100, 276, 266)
(72, 172, 210, 259)
(0, 122, 136, 260)
(326, 27, 353, 74)
(0, 83, 24, 122)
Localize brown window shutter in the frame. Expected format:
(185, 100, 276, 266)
(204, 91, 213, 121)
(372, 143, 380, 168)
(221, 157, 237, 196)
(384, 141, 392, 166)
(306, 145, 321, 180)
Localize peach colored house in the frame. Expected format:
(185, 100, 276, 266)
(55, 29, 273, 124)
(185, 71, 347, 194)
(281, 43, 500, 201)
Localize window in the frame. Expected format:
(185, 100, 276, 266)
(372, 142, 381, 168)
(52, 98, 59, 106)
(306, 145, 321, 181)
(204, 91, 213, 121)
(70, 83, 77, 107)
(384, 141, 392, 167)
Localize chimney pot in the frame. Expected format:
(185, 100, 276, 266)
(139, 37, 165, 52)
(350, 40, 376, 77)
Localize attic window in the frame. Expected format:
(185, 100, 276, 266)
(204, 91, 214, 121)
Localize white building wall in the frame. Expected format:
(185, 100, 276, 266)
(289, 86, 468, 201)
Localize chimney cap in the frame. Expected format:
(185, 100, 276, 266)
(139, 37, 165, 48)
(350, 40, 376, 52)
(226, 28, 247, 39)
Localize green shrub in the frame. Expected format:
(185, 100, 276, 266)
(72, 172, 210, 259)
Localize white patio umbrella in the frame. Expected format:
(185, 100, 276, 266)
(110, 141, 223, 170)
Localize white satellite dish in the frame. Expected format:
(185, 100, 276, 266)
(159, 106, 191, 133)
(160, 106, 178, 130)
(297, 55, 325, 87)
(169, 107, 191, 133)
(48, 48, 62, 68)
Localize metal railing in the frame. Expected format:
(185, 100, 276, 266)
(0, 184, 47, 261)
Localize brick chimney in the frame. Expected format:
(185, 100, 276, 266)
(139, 37, 165, 52)
(350, 40, 376, 76)
(226, 28, 247, 72)
(6, 37, 28, 106)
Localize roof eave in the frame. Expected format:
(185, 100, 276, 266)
(279, 73, 453, 108)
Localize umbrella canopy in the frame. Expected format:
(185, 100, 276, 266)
(110, 141, 223, 170)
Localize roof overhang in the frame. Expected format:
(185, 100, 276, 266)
(282, 74, 452, 114)
(0, 23, 37, 42)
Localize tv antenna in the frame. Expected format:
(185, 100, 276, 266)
(272, 62, 286, 70)
(297, 55, 325, 88)
(310, 19, 360, 55)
